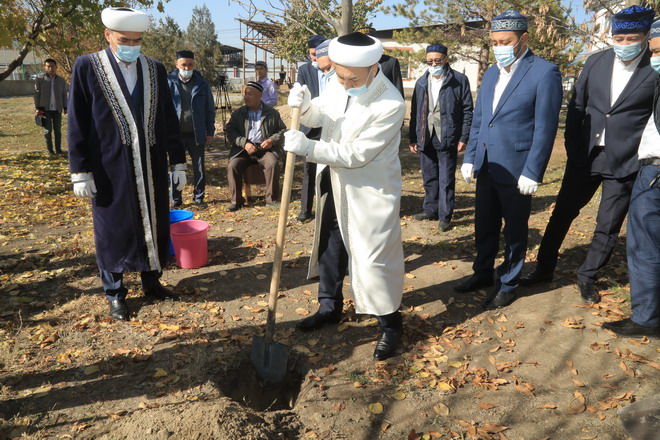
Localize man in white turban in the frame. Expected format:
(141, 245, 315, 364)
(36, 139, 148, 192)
(285, 32, 406, 361)
(67, 8, 187, 321)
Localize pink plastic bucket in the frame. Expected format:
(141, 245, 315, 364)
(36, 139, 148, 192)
(170, 220, 210, 269)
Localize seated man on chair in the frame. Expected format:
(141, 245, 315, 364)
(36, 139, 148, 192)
(226, 81, 286, 211)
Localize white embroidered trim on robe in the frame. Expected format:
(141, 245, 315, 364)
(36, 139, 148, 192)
(90, 50, 161, 271)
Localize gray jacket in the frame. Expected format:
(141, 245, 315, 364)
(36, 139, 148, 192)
(34, 74, 67, 112)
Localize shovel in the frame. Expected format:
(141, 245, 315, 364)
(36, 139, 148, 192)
(250, 106, 301, 384)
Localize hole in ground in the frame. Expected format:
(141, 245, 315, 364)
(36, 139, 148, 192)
(217, 357, 307, 412)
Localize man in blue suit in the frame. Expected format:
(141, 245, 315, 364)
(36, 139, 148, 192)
(521, 6, 657, 304)
(456, 10, 563, 309)
(409, 43, 473, 231)
(296, 35, 327, 223)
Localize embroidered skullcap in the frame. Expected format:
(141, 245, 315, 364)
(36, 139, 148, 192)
(315, 40, 330, 58)
(246, 81, 263, 93)
(308, 35, 327, 49)
(176, 50, 194, 60)
(255, 60, 267, 68)
(101, 7, 150, 32)
(491, 9, 528, 32)
(611, 5, 655, 35)
(650, 19, 660, 39)
(426, 44, 447, 54)
(328, 32, 383, 67)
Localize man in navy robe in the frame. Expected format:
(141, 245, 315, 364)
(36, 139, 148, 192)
(67, 7, 187, 321)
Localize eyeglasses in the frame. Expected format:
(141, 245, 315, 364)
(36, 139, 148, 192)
(426, 59, 445, 65)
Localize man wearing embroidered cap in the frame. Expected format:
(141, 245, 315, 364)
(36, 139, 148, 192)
(67, 7, 187, 321)
(225, 81, 287, 211)
(457, 9, 563, 309)
(296, 35, 328, 224)
(522, 5, 658, 305)
(285, 32, 406, 361)
(409, 43, 473, 232)
(167, 50, 215, 209)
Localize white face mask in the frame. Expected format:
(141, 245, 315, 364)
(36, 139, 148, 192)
(179, 69, 193, 79)
(345, 66, 376, 97)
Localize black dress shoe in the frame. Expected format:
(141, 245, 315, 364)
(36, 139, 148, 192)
(109, 299, 129, 321)
(144, 284, 180, 301)
(577, 281, 599, 303)
(297, 212, 314, 223)
(374, 328, 402, 361)
(295, 311, 342, 332)
(412, 212, 438, 221)
(226, 203, 242, 212)
(520, 269, 554, 286)
(438, 221, 451, 232)
(482, 288, 517, 310)
(602, 318, 660, 338)
(454, 275, 494, 293)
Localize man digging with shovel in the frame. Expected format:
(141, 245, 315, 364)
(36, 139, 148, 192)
(284, 32, 407, 361)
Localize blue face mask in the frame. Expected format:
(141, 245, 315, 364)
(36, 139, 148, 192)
(429, 64, 446, 76)
(346, 67, 375, 97)
(115, 44, 141, 63)
(613, 41, 645, 61)
(651, 56, 660, 73)
(493, 38, 522, 67)
(324, 68, 335, 78)
(312, 60, 320, 70)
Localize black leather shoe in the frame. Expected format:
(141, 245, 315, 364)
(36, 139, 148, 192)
(454, 275, 494, 293)
(297, 212, 314, 223)
(374, 328, 402, 361)
(577, 281, 599, 303)
(144, 284, 180, 301)
(109, 299, 129, 321)
(226, 203, 242, 212)
(412, 212, 438, 221)
(602, 318, 660, 338)
(438, 221, 451, 232)
(295, 311, 342, 332)
(520, 269, 554, 286)
(482, 288, 517, 310)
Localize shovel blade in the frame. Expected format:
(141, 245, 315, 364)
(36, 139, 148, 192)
(250, 335, 289, 385)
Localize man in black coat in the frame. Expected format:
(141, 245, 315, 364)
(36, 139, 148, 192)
(295, 35, 327, 223)
(409, 43, 473, 231)
(522, 5, 658, 304)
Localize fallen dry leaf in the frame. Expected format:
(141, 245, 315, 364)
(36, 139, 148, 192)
(478, 402, 498, 410)
(432, 402, 450, 416)
(537, 404, 557, 409)
(369, 402, 384, 414)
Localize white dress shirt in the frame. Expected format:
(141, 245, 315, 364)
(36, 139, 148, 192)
(597, 52, 643, 146)
(493, 48, 529, 113)
(111, 50, 138, 94)
(429, 73, 445, 109)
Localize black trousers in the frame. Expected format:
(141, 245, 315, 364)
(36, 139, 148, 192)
(100, 269, 161, 300)
(43, 110, 62, 152)
(536, 150, 635, 283)
(171, 132, 206, 203)
(420, 133, 457, 222)
(300, 158, 317, 216)
(473, 161, 531, 292)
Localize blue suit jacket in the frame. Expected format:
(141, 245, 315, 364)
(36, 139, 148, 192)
(297, 62, 320, 98)
(465, 50, 563, 185)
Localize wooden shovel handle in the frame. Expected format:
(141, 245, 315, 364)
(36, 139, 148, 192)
(265, 106, 301, 343)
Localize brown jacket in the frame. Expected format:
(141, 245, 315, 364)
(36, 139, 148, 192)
(226, 104, 286, 160)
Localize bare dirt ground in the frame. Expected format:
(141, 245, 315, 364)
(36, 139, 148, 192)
(0, 95, 657, 440)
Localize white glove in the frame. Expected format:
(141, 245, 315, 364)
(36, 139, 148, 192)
(73, 180, 97, 198)
(171, 170, 186, 191)
(287, 83, 311, 113)
(461, 163, 474, 184)
(284, 129, 311, 156)
(518, 175, 539, 195)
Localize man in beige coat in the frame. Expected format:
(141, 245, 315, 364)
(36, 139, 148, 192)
(284, 32, 406, 361)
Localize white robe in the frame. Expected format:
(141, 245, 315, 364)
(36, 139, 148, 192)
(302, 70, 406, 316)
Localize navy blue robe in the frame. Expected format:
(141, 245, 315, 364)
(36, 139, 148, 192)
(68, 47, 185, 273)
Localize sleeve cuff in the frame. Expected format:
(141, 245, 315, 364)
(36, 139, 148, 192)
(171, 163, 187, 171)
(71, 172, 94, 183)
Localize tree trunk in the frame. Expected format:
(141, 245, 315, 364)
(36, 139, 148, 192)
(339, 0, 353, 36)
(477, 43, 490, 87)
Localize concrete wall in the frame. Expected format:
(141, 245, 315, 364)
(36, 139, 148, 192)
(0, 80, 35, 97)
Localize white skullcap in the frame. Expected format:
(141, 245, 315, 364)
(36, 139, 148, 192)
(328, 32, 383, 67)
(102, 7, 150, 32)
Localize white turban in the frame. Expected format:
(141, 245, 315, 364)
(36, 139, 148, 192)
(328, 32, 383, 67)
(101, 7, 150, 32)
